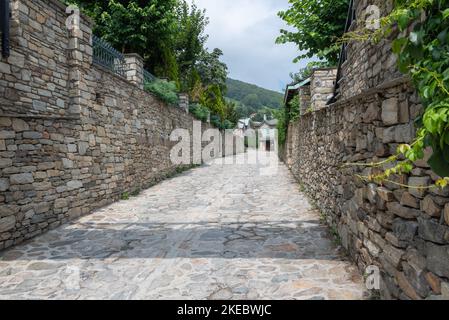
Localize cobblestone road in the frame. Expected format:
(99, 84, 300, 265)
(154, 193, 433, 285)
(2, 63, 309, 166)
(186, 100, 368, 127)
(0, 152, 366, 300)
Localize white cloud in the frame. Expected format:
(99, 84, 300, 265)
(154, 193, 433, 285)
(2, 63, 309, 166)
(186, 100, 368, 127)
(194, 0, 312, 92)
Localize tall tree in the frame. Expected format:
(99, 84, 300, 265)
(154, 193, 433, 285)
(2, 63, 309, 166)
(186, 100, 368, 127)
(196, 48, 228, 92)
(175, 1, 209, 77)
(199, 84, 226, 119)
(276, 0, 349, 64)
(224, 101, 239, 126)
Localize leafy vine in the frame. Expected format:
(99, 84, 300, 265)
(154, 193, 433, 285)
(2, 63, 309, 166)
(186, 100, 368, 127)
(342, 0, 449, 189)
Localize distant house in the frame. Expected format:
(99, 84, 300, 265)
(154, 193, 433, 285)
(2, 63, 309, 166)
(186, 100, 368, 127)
(234, 118, 251, 138)
(237, 118, 251, 130)
(252, 116, 278, 151)
(236, 115, 278, 151)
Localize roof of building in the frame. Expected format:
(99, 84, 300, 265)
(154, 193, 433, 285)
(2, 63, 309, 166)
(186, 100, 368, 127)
(283, 78, 311, 106)
(250, 119, 278, 128)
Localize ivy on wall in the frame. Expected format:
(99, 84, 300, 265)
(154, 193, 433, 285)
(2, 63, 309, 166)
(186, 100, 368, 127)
(345, 0, 449, 188)
(393, 0, 449, 178)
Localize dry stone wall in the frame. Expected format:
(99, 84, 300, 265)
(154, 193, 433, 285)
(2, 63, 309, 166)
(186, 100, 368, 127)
(287, 78, 449, 300)
(0, 0, 81, 117)
(285, 0, 449, 300)
(339, 0, 402, 100)
(0, 0, 221, 249)
(298, 86, 310, 116)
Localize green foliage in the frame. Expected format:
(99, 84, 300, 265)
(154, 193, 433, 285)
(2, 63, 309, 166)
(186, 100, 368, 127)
(121, 192, 130, 200)
(154, 46, 180, 87)
(222, 120, 234, 130)
(390, 0, 449, 178)
(288, 95, 300, 122)
(274, 95, 300, 149)
(210, 114, 222, 129)
(223, 101, 239, 126)
(277, 0, 349, 64)
(69, 0, 179, 78)
(175, 1, 209, 89)
(368, 0, 448, 180)
(185, 68, 203, 101)
(226, 78, 284, 119)
(144, 80, 179, 105)
(189, 99, 237, 129)
(242, 93, 260, 109)
(199, 84, 226, 119)
(65, 0, 240, 130)
(189, 103, 210, 122)
(273, 107, 288, 148)
(196, 49, 228, 92)
(341, 0, 449, 184)
(69, 0, 229, 94)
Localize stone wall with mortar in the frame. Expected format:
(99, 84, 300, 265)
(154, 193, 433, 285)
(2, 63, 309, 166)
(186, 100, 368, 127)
(0, 0, 225, 249)
(284, 0, 449, 300)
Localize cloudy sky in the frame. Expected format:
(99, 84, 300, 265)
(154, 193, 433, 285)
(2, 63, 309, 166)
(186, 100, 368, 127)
(194, 0, 312, 93)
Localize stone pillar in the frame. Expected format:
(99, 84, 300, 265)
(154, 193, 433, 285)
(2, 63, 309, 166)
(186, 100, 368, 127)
(299, 85, 311, 115)
(310, 68, 337, 111)
(124, 53, 144, 90)
(8, 1, 20, 43)
(67, 7, 93, 117)
(178, 93, 189, 113)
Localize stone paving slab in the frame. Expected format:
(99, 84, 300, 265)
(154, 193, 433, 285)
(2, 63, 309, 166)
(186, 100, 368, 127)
(0, 152, 367, 300)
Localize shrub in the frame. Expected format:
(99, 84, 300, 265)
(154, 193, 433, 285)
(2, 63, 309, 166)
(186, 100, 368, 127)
(189, 103, 235, 129)
(145, 80, 179, 105)
(222, 120, 234, 130)
(210, 114, 222, 128)
(189, 103, 209, 122)
(121, 192, 130, 200)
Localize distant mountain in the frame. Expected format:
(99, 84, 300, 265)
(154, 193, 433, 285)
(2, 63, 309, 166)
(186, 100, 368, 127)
(226, 78, 284, 119)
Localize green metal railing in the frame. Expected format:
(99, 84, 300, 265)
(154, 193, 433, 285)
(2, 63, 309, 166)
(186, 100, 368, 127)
(143, 69, 157, 84)
(92, 35, 127, 77)
(93, 35, 158, 84)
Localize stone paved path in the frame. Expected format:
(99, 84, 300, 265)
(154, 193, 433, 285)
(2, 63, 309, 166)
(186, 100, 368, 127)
(0, 152, 366, 300)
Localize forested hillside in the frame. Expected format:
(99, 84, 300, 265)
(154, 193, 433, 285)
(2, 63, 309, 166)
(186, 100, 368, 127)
(226, 78, 283, 119)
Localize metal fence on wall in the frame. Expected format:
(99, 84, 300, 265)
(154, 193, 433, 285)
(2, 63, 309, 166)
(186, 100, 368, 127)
(93, 35, 157, 84)
(92, 35, 127, 77)
(143, 69, 156, 84)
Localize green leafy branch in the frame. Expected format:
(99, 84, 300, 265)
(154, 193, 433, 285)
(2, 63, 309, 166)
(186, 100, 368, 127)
(341, 0, 449, 186)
